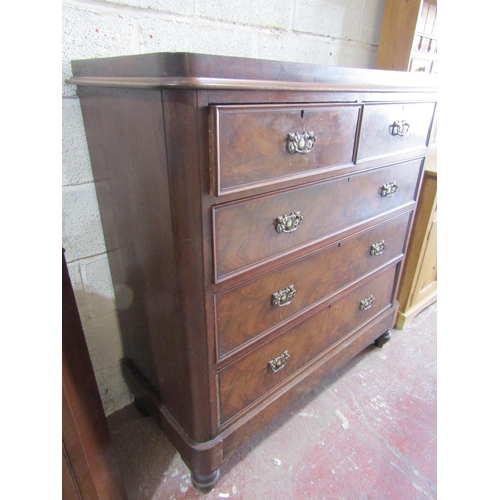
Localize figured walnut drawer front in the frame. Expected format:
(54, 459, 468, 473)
(213, 158, 422, 281)
(218, 265, 397, 424)
(357, 102, 435, 162)
(211, 104, 361, 195)
(215, 212, 410, 358)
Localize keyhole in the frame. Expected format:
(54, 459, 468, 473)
(301, 110, 304, 119)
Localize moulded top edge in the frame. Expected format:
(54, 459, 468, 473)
(68, 52, 437, 91)
(66, 75, 437, 93)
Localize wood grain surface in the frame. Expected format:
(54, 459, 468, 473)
(213, 103, 360, 194)
(215, 212, 411, 357)
(213, 159, 422, 280)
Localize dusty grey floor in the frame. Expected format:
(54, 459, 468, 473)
(108, 302, 437, 500)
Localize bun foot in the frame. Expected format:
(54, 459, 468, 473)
(191, 469, 220, 492)
(374, 330, 391, 348)
(133, 397, 150, 417)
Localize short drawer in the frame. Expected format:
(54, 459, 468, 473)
(211, 103, 361, 195)
(213, 158, 422, 281)
(409, 58, 432, 74)
(218, 265, 398, 424)
(357, 102, 435, 161)
(215, 211, 411, 357)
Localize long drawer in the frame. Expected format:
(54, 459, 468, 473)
(211, 103, 361, 195)
(215, 212, 411, 358)
(357, 102, 435, 161)
(218, 265, 398, 424)
(213, 158, 422, 281)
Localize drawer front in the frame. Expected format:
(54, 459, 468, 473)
(212, 104, 361, 195)
(215, 212, 411, 357)
(409, 58, 432, 74)
(213, 159, 422, 281)
(357, 102, 435, 161)
(218, 265, 397, 424)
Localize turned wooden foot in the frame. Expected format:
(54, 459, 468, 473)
(133, 397, 150, 417)
(374, 330, 391, 348)
(191, 469, 220, 492)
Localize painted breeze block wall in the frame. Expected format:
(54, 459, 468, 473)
(62, 0, 387, 415)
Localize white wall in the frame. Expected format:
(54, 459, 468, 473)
(62, 0, 387, 415)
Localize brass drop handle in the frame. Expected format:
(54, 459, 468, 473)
(287, 131, 317, 154)
(276, 211, 303, 233)
(390, 120, 410, 136)
(370, 240, 387, 256)
(360, 294, 375, 310)
(268, 350, 290, 373)
(272, 285, 296, 307)
(380, 182, 398, 197)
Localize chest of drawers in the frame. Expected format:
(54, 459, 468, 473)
(68, 52, 436, 491)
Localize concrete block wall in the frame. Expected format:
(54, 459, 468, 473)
(62, 0, 387, 415)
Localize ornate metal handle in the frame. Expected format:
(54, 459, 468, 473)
(276, 211, 303, 233)
(390, 120, 410, 136)
(370, 240, 387, 256)
(268, 350, 290, 373)
(272, 285, 296, 307)
(360, 295, 375, 310)
(380, 182, 398, 197)
(287, 131, 317, 154)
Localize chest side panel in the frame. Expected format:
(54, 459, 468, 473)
(77, 86, 190, 428)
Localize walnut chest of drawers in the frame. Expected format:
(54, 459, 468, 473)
(68, 52, 437, 490)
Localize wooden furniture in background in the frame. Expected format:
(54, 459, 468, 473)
(395, 158, 437, 329)
(67, 53, 436, 490)
(63, 250, 127, 500)
(376, 0, 437, 74)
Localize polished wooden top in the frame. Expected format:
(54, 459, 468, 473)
(67, 52, 437, 92)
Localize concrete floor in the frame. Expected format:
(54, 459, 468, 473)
(107, 302, 437, 500)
